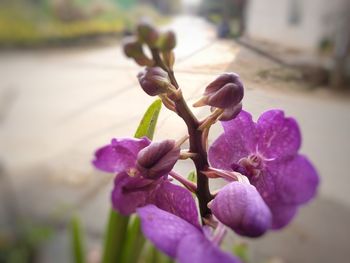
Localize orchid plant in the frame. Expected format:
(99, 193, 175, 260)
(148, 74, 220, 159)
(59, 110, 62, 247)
(91, 22, 319, 263)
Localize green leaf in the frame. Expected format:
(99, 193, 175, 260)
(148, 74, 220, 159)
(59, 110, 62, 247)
(101, 210, 129, 263)
(120, 216, 146, 263)
(145, 243, 167, 263)
(187, 171, 196, 183)
(232, 242, 249, 263)
(145, 243, 174, 263)
(70, 216, 86, 263)
(134, 99, 162, 140)
(102, 99, 162, 263)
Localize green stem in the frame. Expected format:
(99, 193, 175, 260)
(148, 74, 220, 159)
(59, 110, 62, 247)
(101, 210, 129, 263)
(70, 216, 86, 263)
(120, 217, 146, 263)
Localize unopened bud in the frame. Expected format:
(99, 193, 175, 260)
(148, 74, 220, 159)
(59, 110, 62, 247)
(123, 37, 154, 66)
(211, 182, 272, 237)
(207, 83, 242, 108)
(123, 37, 144, 58)
(158, 31, 176, 51)
(137, 67, 171, 96)
(217, 102, 242, 121)
(194, 73, 244, 111)
(137, 22, 159, 48)
(136, 140, 180, 179)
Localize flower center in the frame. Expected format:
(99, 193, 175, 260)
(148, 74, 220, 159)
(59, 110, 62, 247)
(237, 153, 264, 179)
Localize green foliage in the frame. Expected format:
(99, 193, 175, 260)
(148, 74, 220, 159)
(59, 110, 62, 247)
(102, 210, 130, 263)
(0, 1, 165, 47)
(134, 99, 162, 140)
(70, 216, 86, 263)
(187, 170, 197, 183)
(0, 221, 53, 263)
(120, 216, 146, 263)
(138, 241, 174, 263)
(232, 242, 249, 263)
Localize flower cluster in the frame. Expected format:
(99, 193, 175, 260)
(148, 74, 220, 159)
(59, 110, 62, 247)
(93, 22, 319, 263)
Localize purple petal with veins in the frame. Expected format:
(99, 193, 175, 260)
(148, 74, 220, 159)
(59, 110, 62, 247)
(177, 233, 240, 263)
(211, 182, 272, 237)
(93, 137, 150, 173)
(137, 205, 201, 258)
(257, 110, 301, 159)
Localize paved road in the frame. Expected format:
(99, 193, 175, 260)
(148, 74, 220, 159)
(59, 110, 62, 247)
(0, 15, 350, 263)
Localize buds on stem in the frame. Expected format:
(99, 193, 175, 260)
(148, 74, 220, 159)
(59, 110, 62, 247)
(194, 73, 244, 121)
(137, 67, 173, 96)
(136, 140, 180, 179)
(137, 21, 159, 48)
(158, 31, 176, 51)
(123, 36, 154, 66)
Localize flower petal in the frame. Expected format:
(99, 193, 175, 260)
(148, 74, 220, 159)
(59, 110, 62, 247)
(269, 203, 298, 229)
(208, 134, 238, 170)
(177, 233, 240, 263)
(221, 110, 257, 153)
(93, 137, 150, 173)
(209, 111, 257, 170)
(137, 205, 201, 258)
(271, 155, 319, 205)
(211, 182, 272, 237)
(154, 181, 200, 227)
(257, 110, 301, 159)
(111, 172, 155, 215)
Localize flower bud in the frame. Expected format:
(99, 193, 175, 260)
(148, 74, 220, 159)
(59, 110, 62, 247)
(123, 36, 144, 58)
(137, 67, 171, 96)
(123, 37, 154, 66)
(217, 102, 242, 121)
(136, 140, 180, 179)
(137, 22, 159, 48)
(210, 182, 272, 237)
(205, 73, 244, 108)
(194, 73, 244, 112)
(158, 31, 176, 51)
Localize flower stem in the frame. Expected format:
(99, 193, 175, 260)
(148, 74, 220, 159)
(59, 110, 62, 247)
(151, 48, 213, 220)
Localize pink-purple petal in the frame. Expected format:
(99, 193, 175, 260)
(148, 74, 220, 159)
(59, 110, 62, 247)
(221, 110, 258, 154)
(211, 182, 272, 237)
(93, 137, 150, 173)
(111, 172, 155, 215)
(177, 233, 240, 263)
(271, 155, 319, 205)
(209, 111, 257, 169)
(137, 205, 201, 258)
(208, 134, 238, 170)
(257, 110, 301, 159)
(154, 181, 200, 227)
(269, 203, 298, 229)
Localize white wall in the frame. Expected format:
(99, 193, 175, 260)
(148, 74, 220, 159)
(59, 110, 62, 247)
(246, 0, 348, 50)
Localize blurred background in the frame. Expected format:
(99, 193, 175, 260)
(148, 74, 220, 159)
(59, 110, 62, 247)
(0, 0, 350, 262)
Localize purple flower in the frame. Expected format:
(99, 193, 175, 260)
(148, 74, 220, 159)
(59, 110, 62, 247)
(137, 205, 241, 263)
(93, 137, 199, 226)
(210, 181, 272, 237)
(208, 110, 319, 229)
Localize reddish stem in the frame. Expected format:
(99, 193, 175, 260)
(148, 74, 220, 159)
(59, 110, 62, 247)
(151, 48, 213, 219)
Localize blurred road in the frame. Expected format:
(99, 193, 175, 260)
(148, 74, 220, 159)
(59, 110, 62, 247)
(0, 15, 350, 263)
